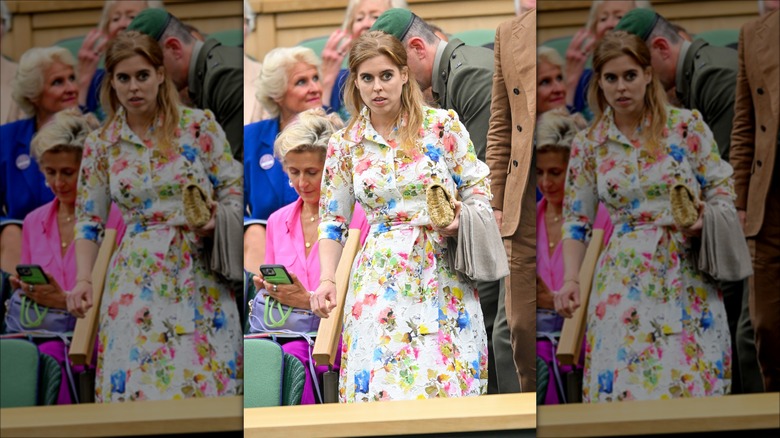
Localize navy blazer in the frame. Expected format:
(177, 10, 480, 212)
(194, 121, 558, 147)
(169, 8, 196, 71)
(243, 118, 299, 224)
(0, 117, 54, 224)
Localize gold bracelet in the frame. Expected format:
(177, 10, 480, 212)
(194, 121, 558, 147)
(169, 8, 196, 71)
(319, 278, 336, 286)
(564, 278, 579, 284)
(77, 278, 92, 284)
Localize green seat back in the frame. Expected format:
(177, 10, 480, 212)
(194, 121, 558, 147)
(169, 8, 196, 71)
(536, 356, 549, 406)
(695, 29, 739, 48)
(281, 353, 306, 405)
(541, 35, 572, 62)
(0, 339, 40, 407)
(298, 35, 329, 58)
(209, 29, 243, 47)
(244, 339, 284, 408)
(452, 29, 496, 47)
(38, 353, 62, 406)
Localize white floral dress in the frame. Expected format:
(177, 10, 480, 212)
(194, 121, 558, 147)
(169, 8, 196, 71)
(563, 107, 733, 402)
(319, 106, 490, 402)
(75, 107, 243, 402)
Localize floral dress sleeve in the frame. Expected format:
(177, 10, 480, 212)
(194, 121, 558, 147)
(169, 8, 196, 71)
(75, 130, 112, 245)
(439, 109, 492, 209)
(683, 109, 736, 210)
(562, 131, 600, 244)
(196, 109, 243, 210)
(318, 129, 356, 246)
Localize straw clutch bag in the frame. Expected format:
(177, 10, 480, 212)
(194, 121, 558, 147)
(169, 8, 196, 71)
(183, 183, 211, 228)
(670, 183, 699, 228)
(426, 183, 455, 228)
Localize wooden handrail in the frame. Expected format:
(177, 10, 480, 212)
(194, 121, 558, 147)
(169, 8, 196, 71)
(556, 229, 604, 365)
(312, 229, 362, 367)
(244, 393, 537, 437)
(0, 395, 242, 437)
(68, 230, 117, 366)
(537, 393, 780, 437)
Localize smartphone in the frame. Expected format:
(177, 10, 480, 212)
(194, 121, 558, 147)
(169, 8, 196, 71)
(259, 264, 293, 285)
(16, 264, 50, 285)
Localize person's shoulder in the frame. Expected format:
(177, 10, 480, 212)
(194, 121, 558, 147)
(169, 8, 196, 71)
(424, 105, 459, 123)
(449, 39, 494, 70)
(23, 200, 54, 226)
(203, 39, 243, 69)
(245, 118, 279, 137)
(0, 117, 34, 135)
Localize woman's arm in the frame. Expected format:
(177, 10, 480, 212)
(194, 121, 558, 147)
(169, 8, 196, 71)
(555, 238, 587, 318)
(67, 238, 99, 317)
(310, 238, 343, 318)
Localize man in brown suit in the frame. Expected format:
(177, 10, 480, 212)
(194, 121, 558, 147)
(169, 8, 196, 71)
(485, 8, 536, 392)
(730, 8, 780, 392)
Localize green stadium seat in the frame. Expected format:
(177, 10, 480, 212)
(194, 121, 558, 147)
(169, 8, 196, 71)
(451, 28, 496, 47)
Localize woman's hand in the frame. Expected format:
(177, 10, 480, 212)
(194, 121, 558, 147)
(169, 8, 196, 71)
(564, 29, 595, 106)
(194, 201, 218, 237)
(554, 279, 581, 318)
(436, 199, 462, 237)
(77, 29, 109, 106)
(67, 279, 94, 318)
(537, 275, 555, 310)
(10, 273, 68, 310)
(681, 202, 705, 237)
(310, 280, 337, 319)
(253, 272, 312, 309)
(320, 29, 352, 97)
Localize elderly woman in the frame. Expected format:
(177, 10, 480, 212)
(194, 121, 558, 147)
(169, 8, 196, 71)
(76, 0, 164, 114)
(537, 46, 567, 116)
(0, 46, 84, 273)
(244, 46, 326, 275)
(249, 108, 370, 404)
(7, 109, 126, 404)
(319, 0, 408, 119)
(564, 0, 652, 118)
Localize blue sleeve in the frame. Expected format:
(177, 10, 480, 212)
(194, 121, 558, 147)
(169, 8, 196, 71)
(86, 69, 105, 115)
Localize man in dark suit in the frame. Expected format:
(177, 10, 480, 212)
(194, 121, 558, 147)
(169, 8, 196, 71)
(128, 9, 244, 160)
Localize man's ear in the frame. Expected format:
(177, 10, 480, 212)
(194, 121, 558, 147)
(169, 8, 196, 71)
(406, 36, 427, 60)
(648, 36, 671, 60)
(161, 36, 183, 59)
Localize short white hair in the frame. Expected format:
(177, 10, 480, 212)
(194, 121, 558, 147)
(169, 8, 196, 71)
(585, 0, 653, 35)
(244, 0, 256, 32)
(30, 108, 99, 160)
(274, 108, 344, 162)
(341, 0, 408, 32)
(256, 46, 321, 118)
(97, 0, 165, 35)
(12, 47, 77, 117)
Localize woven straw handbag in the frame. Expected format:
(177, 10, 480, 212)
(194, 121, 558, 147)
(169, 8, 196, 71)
(426, 183, 455, 228)
(183, 183, 211, 229)
(670, 183, 699, 228)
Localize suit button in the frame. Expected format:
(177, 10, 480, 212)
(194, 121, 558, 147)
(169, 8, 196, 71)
(761, 125, 766, 132)
(516, 125, 522, 133)
(757, 160, 763, 167)
(758, 87, 764, 95)
(513, 88, 520, 95)
(513, 160, 518, 167)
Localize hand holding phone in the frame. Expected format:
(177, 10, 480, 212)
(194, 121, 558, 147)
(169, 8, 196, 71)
(16, 264, 50, 285)
(259, 264, 293, 285)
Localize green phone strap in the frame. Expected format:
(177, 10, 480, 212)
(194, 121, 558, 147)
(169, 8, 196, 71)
(20, 295, 48, 328)
(264, 296, 292, 327)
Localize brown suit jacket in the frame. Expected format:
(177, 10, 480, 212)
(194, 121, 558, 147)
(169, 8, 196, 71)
(485, 10, 536, 237)
(730, 9, 780, 237)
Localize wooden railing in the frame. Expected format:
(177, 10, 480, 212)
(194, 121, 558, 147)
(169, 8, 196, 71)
(0, 396, 243, 437)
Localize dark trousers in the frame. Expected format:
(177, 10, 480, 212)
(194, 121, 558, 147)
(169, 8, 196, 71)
(749, 187, 780, 392)
(503, 171, 537, 392)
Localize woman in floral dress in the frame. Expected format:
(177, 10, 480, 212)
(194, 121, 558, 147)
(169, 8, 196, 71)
(310, 31, 489, 402)
(555, 31, 733, 402)
(67, 31, 242, 402)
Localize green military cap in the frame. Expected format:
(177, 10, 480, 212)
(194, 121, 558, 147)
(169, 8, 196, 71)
(615, 8, 660, 41)
(370, 8, 415, 41)
(126, 8, 172, 41)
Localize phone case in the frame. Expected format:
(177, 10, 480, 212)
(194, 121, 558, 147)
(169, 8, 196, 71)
(16, 264, 49, 285)
(259, 264, 293, 285)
